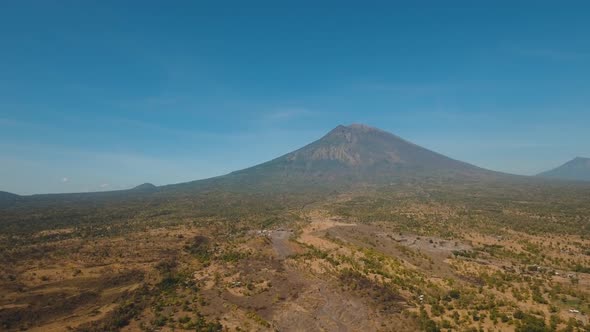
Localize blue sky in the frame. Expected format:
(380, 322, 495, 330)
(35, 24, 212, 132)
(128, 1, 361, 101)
(1, 1, 589, 194)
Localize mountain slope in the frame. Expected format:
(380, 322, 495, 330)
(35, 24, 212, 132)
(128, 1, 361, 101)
(537, 157, 590, 182)
(0, 191, 20, 207)
(175, 124, 499, 192)
(2, 124, 504, 207)
(131, 183, 158, 191)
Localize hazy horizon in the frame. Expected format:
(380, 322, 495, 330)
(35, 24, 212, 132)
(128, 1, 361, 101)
(2, 2, 589, 194)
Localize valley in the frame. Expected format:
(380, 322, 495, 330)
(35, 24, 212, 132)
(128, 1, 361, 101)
(2, 182, 590, 331)
(1, 125, 590, 331)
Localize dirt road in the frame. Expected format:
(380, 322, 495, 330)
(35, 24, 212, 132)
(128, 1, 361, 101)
(270, 230, 294, 259)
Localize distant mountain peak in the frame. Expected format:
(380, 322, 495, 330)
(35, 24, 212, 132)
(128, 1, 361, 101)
(537, 157, 590, 182)
(0, 190, 20, 207)
(0, 190, 19, 198)
(132, 183, 157, 191)
(346, 123, 381, 131)
(289, 124, 411, 167)
(561, 156, 589, 165)
(330, 123, 390, 135)
(223, 124, 493, 189)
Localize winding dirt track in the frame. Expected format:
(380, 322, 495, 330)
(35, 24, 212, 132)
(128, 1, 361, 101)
(269, 230, 294, 259)
(270, 219, 392, 332)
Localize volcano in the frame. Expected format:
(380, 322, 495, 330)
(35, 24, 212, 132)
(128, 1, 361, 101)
(173, 124, 498, 192)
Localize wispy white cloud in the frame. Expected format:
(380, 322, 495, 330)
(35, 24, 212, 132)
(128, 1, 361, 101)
(265, 107, 315, 121)
(0, 116, 59, 131)
(99, 183, 109, 188)
(513, 48, 587, 61)
(359, 81, 461, 97)
(0, 117, 36, 128)
(109, 116, 259, 141)
(61, 177, 69, 183)
(366, 83, 453, 94)
(0, 118, 19, 126)
(111, 96, 180, 110)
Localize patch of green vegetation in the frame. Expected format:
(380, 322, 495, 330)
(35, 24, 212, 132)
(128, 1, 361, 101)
(513, 310, 550, 332)
(75, 285, 151, 331)
(339, 268, 405, 313)
(246, 311, 271, 328)
(452, 250, 478, 259)
(184, 235, 212, 262)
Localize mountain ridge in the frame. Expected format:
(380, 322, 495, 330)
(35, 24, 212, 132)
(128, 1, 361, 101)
(0, 191, 21, 208)
(3, 124, 519, 202)
(132, 183, 158, 191)
(537, 157, 590, 182)
(211, 123, 499, 190)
